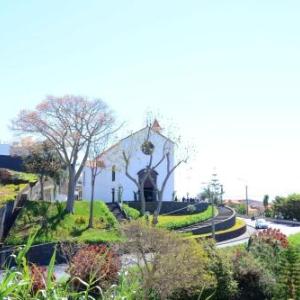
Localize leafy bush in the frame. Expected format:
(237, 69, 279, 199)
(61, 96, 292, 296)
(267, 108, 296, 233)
(276, 245, 300, 299)
(208, 247, 238, 300)
(121, 221, 216, 299)
(187, 204, 196, 213)
(122, 204, 140, 220)
(30, 264, 56, 295)
(69, 244, 120, 292)
(273, 194, 300, 220)
(236, 203, 246, 215)
(264, 208, 273, 218)
(104, 269, 144, 299)
(0, 233, 109, 299)
(249, 228, 289, 249)
(232, 249, 276, 300)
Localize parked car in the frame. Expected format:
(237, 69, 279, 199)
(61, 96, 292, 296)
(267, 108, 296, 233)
(255, 218, 269, 229)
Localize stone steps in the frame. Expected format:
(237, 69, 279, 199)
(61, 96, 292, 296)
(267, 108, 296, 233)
(106, 203, 128, 222)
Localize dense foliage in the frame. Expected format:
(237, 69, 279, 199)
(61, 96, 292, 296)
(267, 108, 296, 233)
(69, 244, 120, 292)
(122, 204, 140, 220)
(3, 221, 300, 299)
(121, 221, 216, 299)
(273, 193, 300, 220)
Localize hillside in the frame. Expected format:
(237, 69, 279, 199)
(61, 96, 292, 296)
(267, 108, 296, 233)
(5, 200, 121, 245)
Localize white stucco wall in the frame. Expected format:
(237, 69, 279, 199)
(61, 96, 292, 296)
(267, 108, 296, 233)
(82, 127, 175, 202)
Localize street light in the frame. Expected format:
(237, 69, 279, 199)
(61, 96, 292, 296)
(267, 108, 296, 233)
(237, 178, 249, 216)
(201, 173, 222, 240)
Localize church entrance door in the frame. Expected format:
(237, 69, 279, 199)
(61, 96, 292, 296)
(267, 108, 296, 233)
(138, 169, 158, 202)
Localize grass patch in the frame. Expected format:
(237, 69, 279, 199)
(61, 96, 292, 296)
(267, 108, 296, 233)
(122, 204, 140, 220)
(155, 205, 216, 230)
(0, 183, 27, 207)
(288, 232, 300, 248)
(5, 200, 121, 245)
(185, 218, 246, 240)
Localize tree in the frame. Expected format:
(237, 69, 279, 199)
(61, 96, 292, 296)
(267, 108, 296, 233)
(87, 138, 107, 228)
(263, 194, 269, 210)
(272, 194, 300, 220)
(122, 119, 190, 223)
(121, 221, 215, 299)
(12, 95, 116, 212)
(21, 140, 63, 200)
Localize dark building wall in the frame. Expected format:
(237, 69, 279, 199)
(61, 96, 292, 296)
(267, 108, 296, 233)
(125, 201, 209, 215)
(0, 155, 24, 172)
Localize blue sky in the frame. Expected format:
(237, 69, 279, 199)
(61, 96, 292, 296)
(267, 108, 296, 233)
(1, 1, 300, 200)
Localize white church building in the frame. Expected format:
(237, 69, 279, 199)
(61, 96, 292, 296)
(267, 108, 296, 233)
(82, 121, 175, 203)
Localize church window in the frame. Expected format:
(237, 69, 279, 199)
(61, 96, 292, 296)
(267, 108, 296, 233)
(112, 165, 116, 181)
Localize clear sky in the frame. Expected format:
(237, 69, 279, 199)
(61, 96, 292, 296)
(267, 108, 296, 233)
(1, 0, 300, 201)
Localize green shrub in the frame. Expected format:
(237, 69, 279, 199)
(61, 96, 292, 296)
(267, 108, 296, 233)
(187, 204, 196, 213)
(69, 244, 120, 292)
(75, 216, 86, 225)
(273, 193, 300, 220)
(276, 245, 300, 299)
(0, 183, 27, 206)
(232, 249, 276, 300)
(121, 221, 216, 299)
(122, 204, 140, 220)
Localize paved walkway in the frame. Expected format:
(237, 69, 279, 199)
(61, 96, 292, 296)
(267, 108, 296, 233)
(177, 206, 233, 234)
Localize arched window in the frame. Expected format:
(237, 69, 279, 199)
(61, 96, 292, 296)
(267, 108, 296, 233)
(112, 165, 116, 182)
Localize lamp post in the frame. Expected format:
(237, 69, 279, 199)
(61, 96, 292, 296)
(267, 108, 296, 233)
(209, 185, 215, 239)
(237, 178, 249, 216)
(245, 185, 249, 216)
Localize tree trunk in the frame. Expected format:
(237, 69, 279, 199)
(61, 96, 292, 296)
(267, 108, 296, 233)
(89, 177, 95, 228)
(66, 167, 76, 213)
(53, 182, 57, 202)
(39, 176, 44, 201)
(152, 191, 163, 226)
(140, 182, 146, 215)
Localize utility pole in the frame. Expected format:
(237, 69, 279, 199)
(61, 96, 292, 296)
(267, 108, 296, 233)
(245, 185, 249, 216)
(220, 184, 224, 206)
(209, 185, 215, 239)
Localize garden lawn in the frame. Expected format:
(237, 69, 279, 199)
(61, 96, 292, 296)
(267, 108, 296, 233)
(288, 232, 300, 248)
(184, 218, 246, 240)
(5, 200, 122, 245)
(0, 184, 27, 207)
(155, 205, 216, 230)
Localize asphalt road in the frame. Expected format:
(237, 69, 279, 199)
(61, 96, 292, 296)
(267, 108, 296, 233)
(242, 218, 300, 236)
(217, 217, 300, 248)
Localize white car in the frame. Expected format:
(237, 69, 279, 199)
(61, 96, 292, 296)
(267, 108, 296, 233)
(255, 218, 269, 229)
